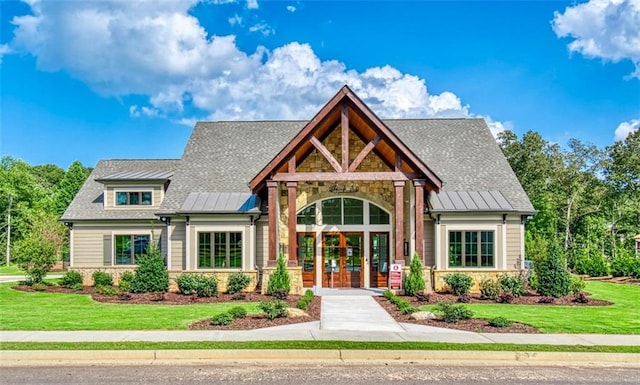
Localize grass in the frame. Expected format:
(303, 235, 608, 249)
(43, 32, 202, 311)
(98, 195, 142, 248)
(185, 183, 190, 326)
(2, 341, 639, 353)
(422, 281, 640, 334)
(0, 282, 261, 330)
(0, 264, 26, 275)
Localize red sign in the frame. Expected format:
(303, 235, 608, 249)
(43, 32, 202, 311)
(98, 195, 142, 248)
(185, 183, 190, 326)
(389, 263, 402, 290)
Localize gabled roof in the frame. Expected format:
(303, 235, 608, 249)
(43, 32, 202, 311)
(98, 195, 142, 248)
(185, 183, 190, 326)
(61, 159, 179, 221)
(248, 85, 443, 192)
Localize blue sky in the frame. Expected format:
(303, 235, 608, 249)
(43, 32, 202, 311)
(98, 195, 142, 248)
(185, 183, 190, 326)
(1, 0, 639, 169)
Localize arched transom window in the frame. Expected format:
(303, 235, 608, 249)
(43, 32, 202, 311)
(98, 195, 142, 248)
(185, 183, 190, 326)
(296, 198, 390, 226)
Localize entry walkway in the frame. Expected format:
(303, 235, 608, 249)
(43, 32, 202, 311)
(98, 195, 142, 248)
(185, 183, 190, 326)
(320, 295, 404, 332)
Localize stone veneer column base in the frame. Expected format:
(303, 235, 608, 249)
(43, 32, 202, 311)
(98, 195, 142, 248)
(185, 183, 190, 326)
(260, 266, 303, 295)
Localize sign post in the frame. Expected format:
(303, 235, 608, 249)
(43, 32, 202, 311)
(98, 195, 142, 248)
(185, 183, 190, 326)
(389, 263, 402, 290)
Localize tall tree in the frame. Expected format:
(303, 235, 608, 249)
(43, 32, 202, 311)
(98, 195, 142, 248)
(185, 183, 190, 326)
(54, 161, 89, 216)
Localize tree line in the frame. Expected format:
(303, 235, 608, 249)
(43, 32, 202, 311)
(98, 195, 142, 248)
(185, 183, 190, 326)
(0, 157, 91, 267)
(498, 129, 639, 276)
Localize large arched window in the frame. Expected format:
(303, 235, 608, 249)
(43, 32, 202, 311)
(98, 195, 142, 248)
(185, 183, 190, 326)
(296, 198, 390, 225)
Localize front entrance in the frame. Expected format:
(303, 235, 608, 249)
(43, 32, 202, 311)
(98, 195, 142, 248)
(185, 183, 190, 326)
(322, 232, 363, 288)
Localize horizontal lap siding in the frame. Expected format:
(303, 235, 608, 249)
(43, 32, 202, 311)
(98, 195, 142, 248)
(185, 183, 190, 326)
(171, 222, 185, 270)
(506, 220, 522, 269)
(256, 221, 269, 269)
(424, 220, 435, 267)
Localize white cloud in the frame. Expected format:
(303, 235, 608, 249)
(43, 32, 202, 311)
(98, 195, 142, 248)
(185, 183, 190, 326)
(552, 0, 640, 79)
(6, 0, 508, 133)
(614, 118, 640, 141)
(286, 5, 296, 13)
(249, 22, 274, 36)
(228, 13, 242, 26)
(246, 0, 258, 9)
(0, 44, 10, 64)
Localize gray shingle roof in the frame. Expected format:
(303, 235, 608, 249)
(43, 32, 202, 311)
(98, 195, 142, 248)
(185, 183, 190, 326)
(180, 192, 260, 213)
(158, 119, 534, 214)
(96, 169, 174, 182)
(61, 159, 179, 221)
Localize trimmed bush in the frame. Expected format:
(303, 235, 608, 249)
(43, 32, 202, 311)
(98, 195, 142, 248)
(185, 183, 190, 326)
(383, 289, 395, 300)
(259, 300, 289, 320)
(228, 306, 247, 319)
(95, 285, 119, 296)
(444, 272, 472, 296)
(227, 272, 251, 294)
(211, 312, 233, 326)
(498, 273, 525, 297)
(569, 274, 586, 295)
(296, 299, 309, 311)
(611, 247, 640, 278)
(479, 278, 501, 300)
(267, 254, 291, 296)
(130, 241, 169, 293)
(92, 271, 113, 287)
(399, 303, 418, 314)
(175, 273, 219, 298)
(303, 289, 314, 299)
(118, 271, 135, 292)
(488, 316, 512, 328)
(403, 253, 425, 296)
(536, 241, 571, 298)
(70, 282, 83, 291)
(61, 270, 83, 289)
(434, 302, 473, 323)
(32, 282, 47, 291)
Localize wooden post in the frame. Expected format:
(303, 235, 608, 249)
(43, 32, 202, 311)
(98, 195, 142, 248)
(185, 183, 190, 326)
(394, 180, 405, 264)
(414, 180, 425, 261)
(341, 103, 349, 172)
(267, 180, 278, 266)
(287, 181, 298, 266)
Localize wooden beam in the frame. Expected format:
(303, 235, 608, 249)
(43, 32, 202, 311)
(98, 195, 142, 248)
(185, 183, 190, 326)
(341, 103, 349, 172)
(310, 136, 342, 173)
(394, 180, 405, 264)
(272, 171, 411, 182)
(414, 180, 425, 261)
(287, 182, 298, 266)
(267, 181, 278, 265)
(395, 153, 402, 172)
(288, 156, 296, 173)
(348, 135, 380, 172)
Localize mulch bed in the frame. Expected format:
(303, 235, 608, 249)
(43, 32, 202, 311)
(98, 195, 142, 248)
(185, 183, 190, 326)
(375, 291, 611, 334)
(13, 285, 320, 330)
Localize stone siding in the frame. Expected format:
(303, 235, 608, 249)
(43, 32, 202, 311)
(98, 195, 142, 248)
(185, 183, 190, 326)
(260, 266, 303, 295)
(433, 269, 525, 294)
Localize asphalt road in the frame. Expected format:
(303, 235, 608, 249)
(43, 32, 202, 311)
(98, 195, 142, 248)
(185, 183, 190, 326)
(2, 364, 639, 385)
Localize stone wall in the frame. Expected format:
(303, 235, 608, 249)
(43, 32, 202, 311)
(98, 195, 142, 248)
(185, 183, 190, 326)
(399, 266, 433, 294)
(260, 266, 303, 295)
(433, 269, 524, 293)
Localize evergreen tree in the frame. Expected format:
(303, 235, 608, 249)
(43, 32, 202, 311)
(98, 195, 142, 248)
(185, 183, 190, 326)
(55, 160, 89, 215)
(403, 253, 425, 296)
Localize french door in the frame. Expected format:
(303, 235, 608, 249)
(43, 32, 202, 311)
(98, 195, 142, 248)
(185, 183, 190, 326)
(322, 232, 363, 288)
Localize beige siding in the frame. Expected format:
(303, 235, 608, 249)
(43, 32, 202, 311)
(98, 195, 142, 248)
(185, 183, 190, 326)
(187, 219, 251, 270)
(256, 220, 269, 269)
(170, 221, 185, 270)
(424, 219, 435, 267)
(72, 223, 161, 268)
(506, 220, 522, 269)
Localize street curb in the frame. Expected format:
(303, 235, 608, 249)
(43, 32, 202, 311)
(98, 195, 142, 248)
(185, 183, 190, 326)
(1, 350, 639, 367)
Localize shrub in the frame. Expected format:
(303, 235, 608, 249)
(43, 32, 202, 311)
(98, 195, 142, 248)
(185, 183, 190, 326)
(399, 303, 418, 314)
(303, 289, 314, 299)
(434, 302, 473, 323)
(13, 234, 57, 284)
(488, 317, 512, 328)
(228, 306, 247, 319)
(538, 296, 555, 304)
(118, 271, 135, 292)
(528, 269, 539, 291)
(95, 284, 118, 296)
(536, 241, 571, 298)
(259, 300, 289, 320)
(272, 288, 289, 300)
(383, 289, 395, 300)
(227, 272, 251, 294)
(610, 247, 640, 278)
(70, 282, 83, 291)
(61, 270, 83, 288)
(573, 291, 589, 303)
(444, 272, 473, 296)
(267, 254, 291, 296)
(572, 248, 610, 277)
(479, 278, 501, 300)
(211, 312, 233, 326)
(92, 271, 113, 287)
(569, 274, 586, 295)
(498, 273, 525, 297)
(457, 293, 472, 303)
(32, 282, 47, 291)
(403, 253, 425, 296)
(296, 299, 309, 311)
(497, 291, 514, 304)
(175, 273, 219, 298)
(130, 241, 169, 293)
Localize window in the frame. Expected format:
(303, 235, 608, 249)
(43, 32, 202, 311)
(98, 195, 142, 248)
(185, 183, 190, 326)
(198, 232, 242, 268)
(449, 230, 494, 268)
(371, 233, 389, 273)
(296, 204, 316, 225)
(369, 203, 390, 224)
(343, 198, 363, 225)
(321, 198, 342, 225)
(114, 234, 149, 265)
(116, 191, 152, 206)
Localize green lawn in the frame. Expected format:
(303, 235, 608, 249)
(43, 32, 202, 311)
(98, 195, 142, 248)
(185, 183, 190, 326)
(0, 282, 260, 330)
(421, 281, 640, 334)
(0, 264, 26, 275)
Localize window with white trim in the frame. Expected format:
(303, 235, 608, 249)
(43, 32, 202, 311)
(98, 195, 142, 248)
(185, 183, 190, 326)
(116, 191, 152, 206)
(114, 234, 149, 265)
(297, 198, 389, 226)
(198, 232, 242, 268)
(448, 230, 494, 267)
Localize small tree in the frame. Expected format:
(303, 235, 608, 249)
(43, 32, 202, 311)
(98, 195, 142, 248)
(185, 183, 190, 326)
(13, 234, 57, 284)
(403, 253, 425, 296)
(130, 238, 169, 293)
(536, 240, 571, 298)
(267, 254, 291, 295)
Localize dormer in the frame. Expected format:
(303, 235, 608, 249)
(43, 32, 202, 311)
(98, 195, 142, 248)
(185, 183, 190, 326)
(96, 170, 174, 209)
